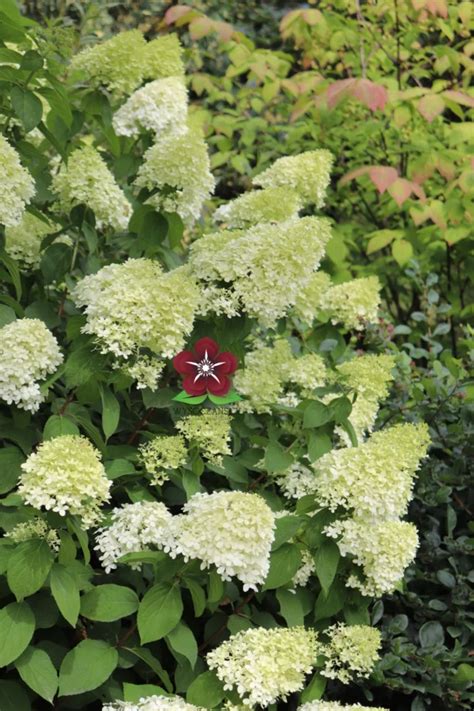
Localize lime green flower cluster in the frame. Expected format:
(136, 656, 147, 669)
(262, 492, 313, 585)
(19, 435, 111, 528)
(51, 146, 132, 231)
(321, 624, 381, 683)
(253, 149, 334, 209)
(139, 435, 188, 485)
(322, 276, 381, 331)
(293, 271, 333, 326)
(207, 626, 319, 707)
(70, 31, 183, 97)
(104, 694, 201, 710)
(299, 703, 388, 711)
(214, 186, 302, 227)
(175, 409, 232, 464)
(5, 213, 61, 270)
(5, 517, 60, 552)
(0, 135, 35, 227)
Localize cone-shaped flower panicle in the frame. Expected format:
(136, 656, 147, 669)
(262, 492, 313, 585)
(112, 77, 188, 138)
(0, 135, 35, 227)
(321, 623, 381, 683)
(253, 150, 333, 208)
(138, 435, 187, 485)
(214, 187, 302, 227)
(175, 410, 232, 464)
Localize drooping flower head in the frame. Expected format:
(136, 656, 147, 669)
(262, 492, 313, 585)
(112, 77, 188, 138)
(207, 626, 319, 706)
(0, 318, 63, 412)
(95, 501, 173, 573)
(19, 435, 111, 528)
(168, 491, 275, 590)
(253, 150, 333, 208)
(138, 435, 188, 485)
(325, 518, 419, 596)
(173, 337, 238, 397)
(103, 695, 203, 710)
(51, 146, 132, 231)
(321, 623, 381, 683)
(214, 187, 302, 227)
(175, 410, 232, 464)
(0, 135, 35, 227)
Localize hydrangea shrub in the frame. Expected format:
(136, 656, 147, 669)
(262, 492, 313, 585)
(0, 8, 430, 710)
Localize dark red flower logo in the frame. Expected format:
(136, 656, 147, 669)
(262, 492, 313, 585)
(173, 337, 238, 397)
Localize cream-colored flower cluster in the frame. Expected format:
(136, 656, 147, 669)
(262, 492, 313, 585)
(138, 435, 188, 485)
(0, 318, 63, 412)
(175, 410, 232, 464)
(71, 31, 183, 97)
(278, 462, 317, 500)
(253, 150, 334, 209)
(122, 356, 165, 392)
(321, 624, 381, 683)
(207, 626, 319, 707)
(190, 217, 332, 327)
(234, 340, 327, 413)
(322, 276, 381, 331)
(51, 146, 132, 231)
(5, 517, 60, 552)
(0, 135, 35, 227)
(103, 695, 202, 711)
(292, 548, 316, 588)
(95, 501, 173, 573)
(214, 186, 302, 227)
(112, 77, 188, 139)
(314, 423, 430, 521)
(134, 124, 215, 225)
(73, 259, 200, 385)
(325, 518, 419, 596)
(19, 435, 111, 528)
(4, 212, 61, 269)
(293, 271, 333, 326)
(298, 703, 388, 711)
(167, 491, 275, 591)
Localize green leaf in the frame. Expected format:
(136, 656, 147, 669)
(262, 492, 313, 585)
(187, 671, 225, 708)
(184, 578, 206, 617)
(314, 541, 340, 596)
(314, 579, 346, 621)
(50, 564, 80, 628)
(0, 248, 22, 300)
(0, 304, 16, 327)
(392, 238, 414, 266)
(172, 391, 208, 404)
(43, 415, 80, 440)
(124, 647, 173, 693)
(419, 621, 445, 648)
(307, 432, 332, 462)
(327, 396, 352, 422)
(20, 50, 43, 71)
(0, 681, 31, 711)
(15, 646, 58, 703)
(366, 229, 400, 254)
(208, 391, 242, 404)
(40, 243, 72, 283)
(453, 663, 474, 683)
(299, 672, 327, 702)
(7, 539, 54, 601)
(263, 543, 302, 590)
(303, 401, 332, 428)
(123, 683, 166, 703)
(80, 584, 139, 622)
(264, 440, 294, 473)
(10, 87, 43, 131)
(167, 622, 198, 668)
(58, 639, 118, 696)
(100, 386, 120, 440)
(277, 588, 305, 626)
(138, 582, 183, 644)
(0, 602, 35, 667)
(272, 515, 303, 550)
(0, 445, 24, 494)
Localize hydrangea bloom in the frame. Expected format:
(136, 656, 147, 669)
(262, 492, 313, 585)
(103, 695, 202, 711)
(5, 212, 60, 269)
(73, 259, 200, 370)
(253, 150, 333, 208)
(293, 271, 332, 326)
(70, 30, 147, 96)
(5, 517, 60, 552)
(175, 410, 232, 464)
(134, 125, 215, 225)
(51, 146, 132, 231)
(0, 135, 35, 227)
(0, 318, 63, 412)
(234, 340, 294, 413)
(143, 34, 185, 79)
(168, 491, 275, 590)
(278, 462, 318, 500)
(321, 624, 381, 683)
(325, 518, 419, 596)
(207, 626, 319, 706)
(19, 435, 111, 528)
(289, 353, 327, 395)
(123, 356, 165, 391)
(314, 423, 430, 520)
(298, 704, 388, 711)
(292, 548, 316, 588)
(95, 501, 173, 573)
(138, 435, 187, 485)
(322, 276, 381, 331)
(214, 187, 302, 227)
(113, 77, 188, 138)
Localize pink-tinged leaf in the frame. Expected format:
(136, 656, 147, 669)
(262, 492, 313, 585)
(388, 178, 413, 206)
(338, 165, 372, 187)
(302, 9, 324, 26)
(189, 17, 214, 40)
(417, 93, 445, 122)
(369, 166, 399, 194)
(436, 157, 456, 181)
(280, 10, 300, 35)
(215, 21, 234, 41)
(443, 90, 474, 108)
(352, 79, 388, 111)
(412, 0, 448, 17)
(410, 206, 430, 226)
(327, 79, 355, 109)
(428, 201, 447, 229)
(164, 5, 193, 25)
(411, 183, 426, 202)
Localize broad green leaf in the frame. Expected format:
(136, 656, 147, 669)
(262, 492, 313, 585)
(0, 681, 31, 711)
(303, 401, 332, 429)
(187, 671, 225, 708)
(100, 386, 120, 439)
(0, 248, 22, 300)
(264, 441, 294, 473)
(50, 564, 80, 627)
(0, 304, 16, 327)
(392, 238, 414, 266)
(124, 647, 173, 692)
(299, 672, 327, 702)
(263, 544, 302, 590)
(123, 683, 166, 703)
(138, 583, 183, 644)
(0, 445, 24, 494)
(40, 243, 72, 284)
(58, 639, 118, 696)
(0, 602, 35, 667)
(15, 646, 58, 702)
(10, 87, 43, 131)
(7, 539, 54, 601)
(272, 515, 303, 550)
(314, 541, 340, 596)
(167, 622, 198, 668)
(419, 621, 445, 648)
(314, 579, 346, 622)
(307, 432, 332, 462)
(277, 588, 305, 626)
(43, 415, 80, 440)
(366, 229, 400, 254)
(80, 584, 139, 622)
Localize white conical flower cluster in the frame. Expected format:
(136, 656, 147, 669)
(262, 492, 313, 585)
(112, 77, 188, 138)
(4, 212, 61, 270)
(0, 135, 35, 227)
(321, 624, 381, 683)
